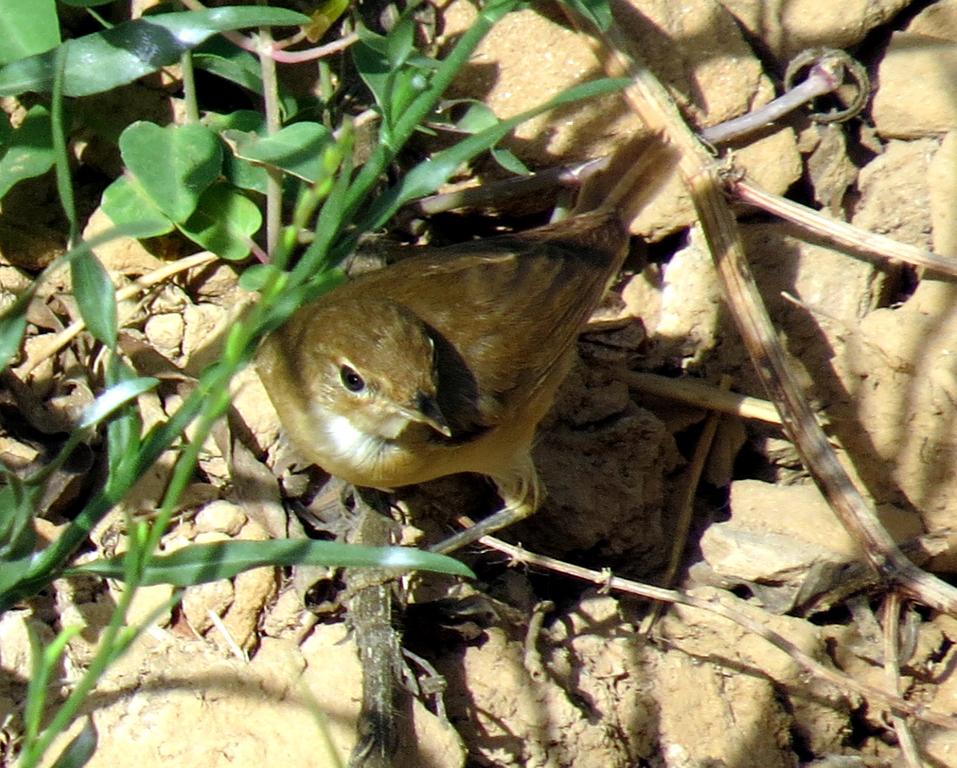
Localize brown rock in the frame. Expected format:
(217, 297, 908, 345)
(873, 0, 957, 137)
(718, 0, 908, 60)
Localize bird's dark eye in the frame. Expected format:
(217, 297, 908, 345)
(339, 365, 365, 393)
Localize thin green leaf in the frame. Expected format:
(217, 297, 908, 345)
(0, 0, 60, 66)
(387, 68, 430, 131)
(294, 131, 354, 279)
(119, 122, 222, 223)
(104, 358, 146, 487)
(0, 553, 36, 599)
(24, 623, 48, 742)
(352, 35, 391, 125)
(48, 717, 97, 768)
(0, 7, 310, 97)
(0, 472, 39, 561)
(387, 0, 518, 143)
(558, 0, 613, 31)
(0, 293, 30, 371)
(178, 181, 262, 260)
(70, 251, 117, 348)
(21, 624, 86, 761)
(385, 13, 416, 68)
(491, 146, 530, 176)
(79, 377, 158, 430)
(0, 104, 54, 201)
(69, 539, 474, 585)
(52, 44, 77, 241)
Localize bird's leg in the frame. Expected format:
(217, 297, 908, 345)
(429, 455, 542, 554)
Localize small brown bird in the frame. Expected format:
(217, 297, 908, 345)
(257, 139, 663, 553)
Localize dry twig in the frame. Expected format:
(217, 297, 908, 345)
(638, 375, 730, 638)
(461, 525, 957, 732)
(730, 177, 957, 278)
(883, 593, 923, 768)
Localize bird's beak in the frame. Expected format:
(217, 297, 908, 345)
(413, 391, 452, 437)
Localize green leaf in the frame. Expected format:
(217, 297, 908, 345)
(70, 539, 474, 585)
(352, 22, 436, 131)
(228, 122, 333, 182)
(491, 146, 530, 175)
(70, 251, 117, 348)
(119, 122, 222, 223)
(203, 110, 267, 135)
(0, 553, 35, 598)
(104, 359, 147, 489)
(25, 622, 50, 742)
(558, 0, 613, 31)
(52, 44, 78, 242)
(388, 68, 430, 130)
(193, 37, 263, 95)
(80, 377, 158, 430)
(0, 0, 60, 66)
(23, 624, 84, 749)
(385, 13, 416, 68)
(453, 100, 499, 133)
(303, 0, 350, 40)
(205, 112, 271, 192)
(100, 176, 175, 237)
(48, 717, 97, 768)
(0, 473, 39, 562)
(239, 262, 281, 292)
(0, 294, 29, 371)
(223, 155, 269, 194)
(0, 105, 55, 201)
(352, 34, 391, 122)
(178, 182, 261, 260)
(0, 7, 310, 97)
(298, 133, 354, 273)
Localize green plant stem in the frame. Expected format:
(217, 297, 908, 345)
(181, 50, 200, 123)
(258, 26, 283, 259)
(144, 384, 233, 556)
(22, 625, 83, 746)
(51, 45, 77, 245)
(83, 7, 112, 28)
(18, 587, 181, 767)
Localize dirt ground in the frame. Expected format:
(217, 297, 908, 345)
(4, 0, 957, 766)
